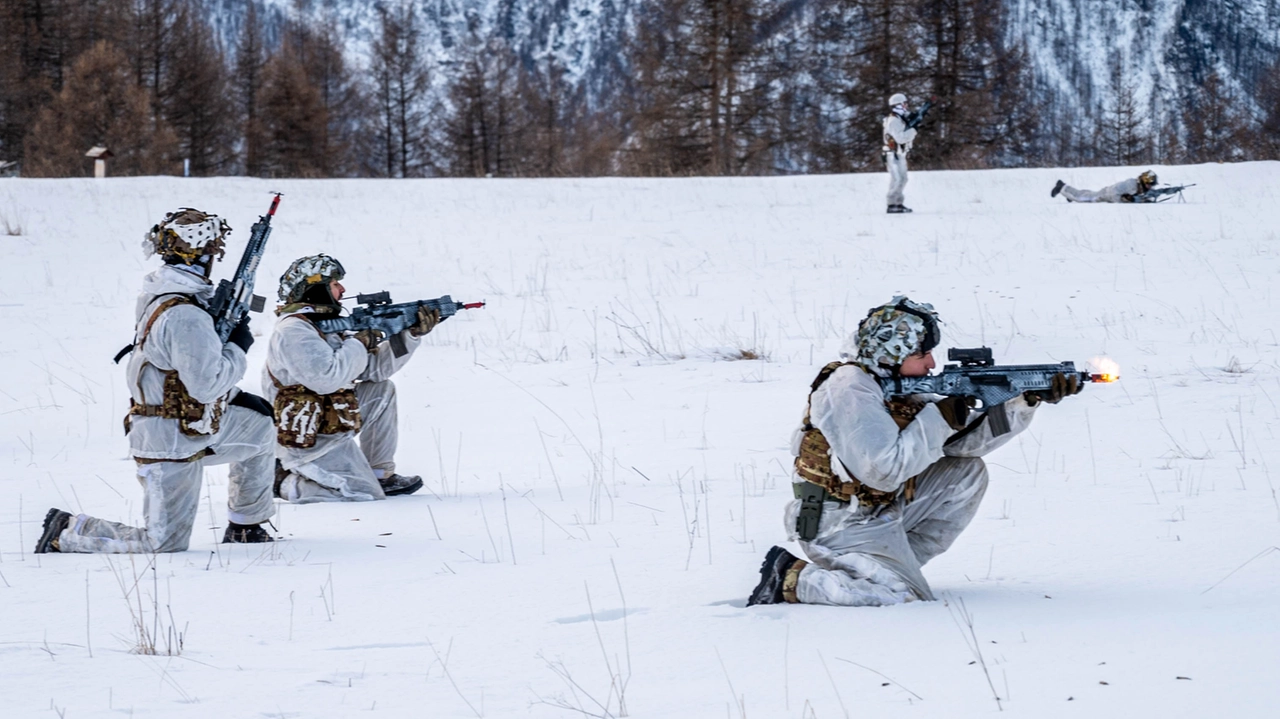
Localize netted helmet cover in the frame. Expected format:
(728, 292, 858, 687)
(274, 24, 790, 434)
(278, 254, 346, 305)
(143, 208, 230, 264)
(840, 296, 941, 377)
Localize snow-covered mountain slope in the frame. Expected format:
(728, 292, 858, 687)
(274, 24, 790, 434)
(2, 162, 1279, 717)
(211, 0, 1279, 124)
(1012, 0, 1280, 118)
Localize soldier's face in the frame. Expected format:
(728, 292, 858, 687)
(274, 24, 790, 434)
(330, 281, 345, 302)
(900, 350, 935, 377)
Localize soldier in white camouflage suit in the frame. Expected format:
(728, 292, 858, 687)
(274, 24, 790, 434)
(1051, 171, 1158, 203)
(262, 254, 439, 503)
(883, 93, 918, 214)
(36, 209, 278, 554)
(747, 297, 1082, 607)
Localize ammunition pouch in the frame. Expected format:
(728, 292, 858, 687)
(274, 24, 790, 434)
(273, 383, 361, 449)
(124, 370, 224, 437)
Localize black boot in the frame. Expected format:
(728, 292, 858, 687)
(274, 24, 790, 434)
(898, 204, 913, 213)
(34, 508, 72, 554)
(222, 522, 275, 543)
(380, 473, 424, 497)
(273, 459, 289, 499)
(887, 204, 905, 214)
(1051, 179, 1065, 198)
(747, 546, 802, 606)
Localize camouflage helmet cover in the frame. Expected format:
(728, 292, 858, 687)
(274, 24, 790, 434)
(143, 208, 230, 264)
(888, 93, 907, 107)
(841, 296, 941, 377)
(1138, 170, 1158, 187)
(278, 254, 346, 305)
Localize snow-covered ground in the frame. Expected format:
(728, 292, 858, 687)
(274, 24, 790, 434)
(1, 163, 1278, 718)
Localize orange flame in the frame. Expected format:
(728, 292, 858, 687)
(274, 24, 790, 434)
(1088, 356, 1120, 383)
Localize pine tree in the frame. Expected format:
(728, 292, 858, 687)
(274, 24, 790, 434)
(163, 3, 236, 175)
(254, 44, 327, 177)
(22, 39, 178, 176)
(369, 0, 430, 177)
(234, 0, 267, 175)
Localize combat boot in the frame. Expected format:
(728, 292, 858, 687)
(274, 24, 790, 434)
(747, 545, 804, 606)
(380, 473, 424, 497)
(273, 459, 289, 499)
(1051, 179, 1065, 198)
(34, 508, 72, 554)
(222, 522, 275, 543)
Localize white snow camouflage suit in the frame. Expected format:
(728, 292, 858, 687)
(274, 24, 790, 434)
(883, 111, 917, 207)
(262, 308, 421, 502)
(1060, 177, 1143, 203)
(782, 364, 1037, 606)
(57, 265, 276, 553)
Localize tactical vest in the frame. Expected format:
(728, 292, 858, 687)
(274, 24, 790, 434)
(125, 296, 225, 440)
(795, 362, 921, 507)
(268, 318, 362, 448)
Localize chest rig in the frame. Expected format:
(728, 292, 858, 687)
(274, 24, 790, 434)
(124, 295, 225, 443)
(793, 362, 924, 540)
(269, 318, 362, 449)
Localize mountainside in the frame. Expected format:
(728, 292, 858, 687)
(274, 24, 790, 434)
(214, 0, 1280, 123)
(1012, 0, 1280, 121)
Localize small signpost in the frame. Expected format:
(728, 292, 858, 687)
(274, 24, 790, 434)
(85, 146, 113, 178)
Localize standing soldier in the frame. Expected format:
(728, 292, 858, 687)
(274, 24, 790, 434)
(747, 297, 1082, 606)
(264, 255, 439, 503)
(35, 209, 278, 553)
(883, 93, 918, 214)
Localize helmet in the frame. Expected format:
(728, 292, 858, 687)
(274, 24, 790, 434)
(1138, 170, 1157, 187)
(840, 296, 941, 377)
(278, 254, 346, 309)
(888, 93, 907, 107)
(143, 208, 230, 265)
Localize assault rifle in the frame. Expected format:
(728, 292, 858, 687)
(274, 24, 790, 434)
(904, 97, 936, 130)
(314, 291, 486, 357)
(1131, 184, 1195, 203)
(209, 193, 283, 342)
(879, 347, 1117, 436)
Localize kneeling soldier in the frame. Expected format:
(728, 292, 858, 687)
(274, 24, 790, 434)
(36, 209, 277, 554)
(264, 254, 439, 502)
(747, 297, 1080, 606)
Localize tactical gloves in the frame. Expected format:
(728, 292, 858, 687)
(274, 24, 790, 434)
(353, 329, 384, 352)
(935, 396, 974, 430)
(229, 390, 273, 417)
(228, 316, 254, 352)
(410, 307, 441, 337)
(1024, 372, 1082, 406)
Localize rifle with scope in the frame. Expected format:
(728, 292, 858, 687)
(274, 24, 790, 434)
(879, 347, 1118, 435)
(314, 291, 485, 357)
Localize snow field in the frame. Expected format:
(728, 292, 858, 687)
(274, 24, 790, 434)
(1, 162, 1278, 717)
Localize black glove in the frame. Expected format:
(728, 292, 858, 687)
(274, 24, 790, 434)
(228, 316, 254, 353)
(935, 396, 974, 430)
(229, 390, 273, 417)
(1024, 372, 1082, 406)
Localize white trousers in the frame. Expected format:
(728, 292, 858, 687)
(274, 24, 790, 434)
(785, 457, 989, 606)
(1061, 185, 1122, 203)
(277, 380, 400, 503)
(58, 406, 276, 553)
(886, 153, 909, 206)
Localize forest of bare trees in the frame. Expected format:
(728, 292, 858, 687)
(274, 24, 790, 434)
(2, 0, 1277, 178)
